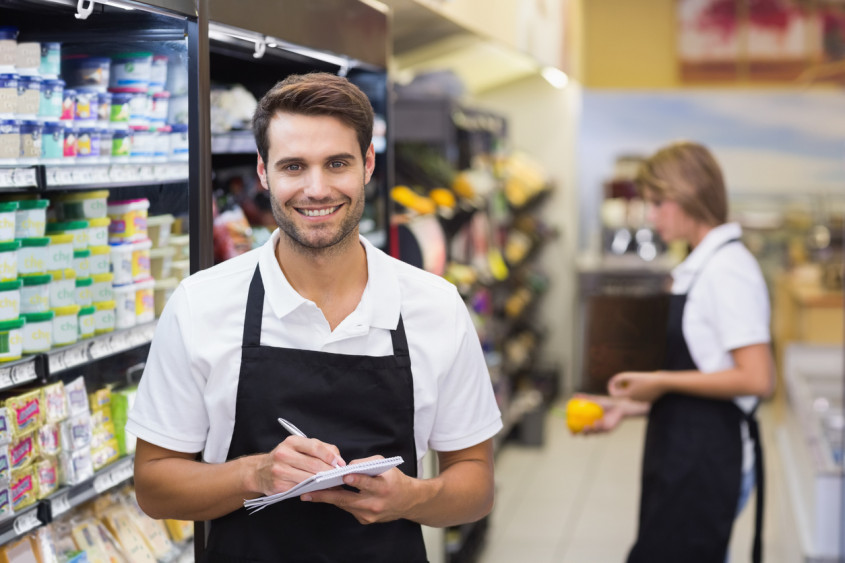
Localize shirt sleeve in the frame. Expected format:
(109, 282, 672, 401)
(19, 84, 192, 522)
(428, 290, 503, 452)
(125, 283, 210, 453)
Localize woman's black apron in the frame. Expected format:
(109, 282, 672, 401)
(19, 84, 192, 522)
(627, 240, 765, 563)
(204, 265, 427, 562)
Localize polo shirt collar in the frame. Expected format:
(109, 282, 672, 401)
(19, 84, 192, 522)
(673, 222, 743, 279)
(257, 229, 401, 331)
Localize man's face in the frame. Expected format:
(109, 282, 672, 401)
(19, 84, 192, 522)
(257, 112, 374, 254)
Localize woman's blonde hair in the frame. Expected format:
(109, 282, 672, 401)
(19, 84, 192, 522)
(635, 141, 728, 227)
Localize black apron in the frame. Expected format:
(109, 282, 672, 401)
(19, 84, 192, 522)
(204, 265, 428, 562)
(627, 239, 765, 563)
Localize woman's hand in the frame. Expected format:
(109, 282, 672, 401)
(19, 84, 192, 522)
(607, 371, 669, 403)
(572, 393, 650, 435)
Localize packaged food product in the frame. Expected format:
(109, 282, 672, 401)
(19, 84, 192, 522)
(0, 279, 20, 321)
(9, 431, 37, 470)
(48, 268, 76, 308)
(0, 201, 15, 242)
(47, 219, 88, 250)
(65, 375, 90, 416)
(21, 311, 53, 354)
(91, 272, 114, 303)
(10, 466, 36, 510)
(36, 423, 60, 456)
(109, 51, 152, 93)
(94, 299, 115, 334)
(73, 248, 90, 279)
(78, 305, 95, 339)
(4, 388, 41, 436)
(54, 189, 109, 220)
(0, 239, 19, 281)
(88, 244, 110, 275)
(107, 198, 149, 243)
(134, 278, 154, 323)
(46, 233, 74, 271)
(153, 277, 177, 317)
(52, 304, 81, 346)
(34, 456, 58, 498)
(113, 283, 135, 329)
(20, 274, 50, 313)
(0, 317, 24, 362)
(14, 199, 48, 238)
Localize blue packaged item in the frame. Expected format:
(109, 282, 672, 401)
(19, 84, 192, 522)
(18, 120, 42, 161)
(77, 127, 100, 158)
(41, 121, 63, 160)
(16, 75, 41, 117)
(39, 79, 64, 121)
(170, 123, 188, 160)
(0, 74, 17, 116)
(0, 119, 20, 160)
(63, 55, 110, 93)
(39, 42, 61, 77)
(0, 28, 17, 71)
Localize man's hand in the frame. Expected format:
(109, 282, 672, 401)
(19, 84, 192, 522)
(302, 455, 419, 525)
(251, 436, 346, 496)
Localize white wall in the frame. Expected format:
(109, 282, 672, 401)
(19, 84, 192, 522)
(475, 75, 582, 393)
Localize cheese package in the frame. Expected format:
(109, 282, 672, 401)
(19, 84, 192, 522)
(36, 422, 61, 456)
(0, 485, 11, 520)
(124, 497, 174, 558)
(90, 407, 113, 429)
(0, 408, 10, 445)
(0, 445, 9, 482)
(60, 413, 91, 451)
(65, 376, 90, 417)
(10, 466, 37, 511)
(164, 519, 193, 543)
(59, 446, 94, 486)
(9, 431, 37, 470)
(88, 387, 112, 414)
(70, 520, 111, 563)
(40, 381, 68, 424)
(90, 421, 116, 451)
(112, 388, 137, 456)
(91, 438, 120, 471)
(35, 456, 58, 499)
(101, 506, 157, 563)
(4, 389, 42, 436)
(0, 536, 39, 563)
(31, 528, 60, 563)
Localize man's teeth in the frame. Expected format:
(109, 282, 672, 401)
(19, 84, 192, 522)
(300, 206, 339, 217)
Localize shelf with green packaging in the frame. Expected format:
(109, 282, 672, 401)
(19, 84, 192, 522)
(0, 454, 135, 547)
(0, 162, 189, 192)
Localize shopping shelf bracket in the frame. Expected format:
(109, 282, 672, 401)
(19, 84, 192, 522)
(75, 0, 96, 19)
(253, 39, 266, 59)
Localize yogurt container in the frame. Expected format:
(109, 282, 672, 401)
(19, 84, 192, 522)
(110, 127, 131, 160)
(48, 269, 76, 308)
(21, 311, 53, 354)
(88, 245, 110, 275)
(0, 119, 20, 161)
(38, 79, 64, 121)
(60, 88, 75, 121)
(63, 56, 110, 93)
(15, 43, 40, 75)
(46, 233, 74, 272)
(39, 43, 61, 78)
(153, 276, 177, 317)
(47, 221, 87, 251)
(109, 92, 131, 125)
(113, 282, 135, 329)
(20, 274, 50, 313)
(98, 128, 113, 162)
(149, 55, 168, 93)
(0, 279, 21, 321)
(107, 198, 148, 243)
(77, 305, 94, 339)
(16, 76, 41, 117)
(0, 318, 24, 362)
(129, 125, 153, 160)
(51, 304, 80, 346)
(18, 120, 41, 163)
(0, 27, 18, 71)
(150, 91, 169, 124)
(169, 123, 188, 161)
(134, 278, 154, 323)
(18, 237, 49, 276)
(41, 121, 63, 161)
(76, 127, 99, 159)
(86, 217, 110, 248)
(73, 91, 95, 121)
(109, 52, 152, 93)
(109, 242, 132, 286)
(72, 249, 90, 279)
(0, 201, 17, 242)
(153, 125, 170, 160)
(131, 239, 151, 281)
(94, 300, 115, 334)
(127, 93, 149, 127)
(55, 190, 109, 220)
(15, 200, 48, 238)
(62, 124, 77, 159)
(0, 74, 17, 116)
(90, 272, 114, 303)
(0, 240, 19, 281)
(167, 94, 188, 125)
(74, 276, 92, 307)
(96, 92, 112, 126)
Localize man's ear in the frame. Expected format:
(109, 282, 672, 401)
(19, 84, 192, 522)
(257, 152, 269, 190)
(364, 143, 375, 185)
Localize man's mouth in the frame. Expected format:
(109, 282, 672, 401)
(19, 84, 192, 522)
(297, 205, 341, 217)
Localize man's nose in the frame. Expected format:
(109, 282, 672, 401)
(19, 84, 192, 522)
(302, 169, 332, 199)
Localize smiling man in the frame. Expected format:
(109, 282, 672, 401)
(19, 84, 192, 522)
(127, 72, 502, 562)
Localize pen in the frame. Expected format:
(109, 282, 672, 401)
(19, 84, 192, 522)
(278, 418, 341, 468)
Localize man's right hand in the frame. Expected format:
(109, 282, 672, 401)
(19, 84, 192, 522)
(251, 437, 346, 496)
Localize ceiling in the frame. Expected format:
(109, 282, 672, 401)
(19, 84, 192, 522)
(383, 0, 543, 95)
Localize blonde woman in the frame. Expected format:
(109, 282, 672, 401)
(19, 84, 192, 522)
(585, 141, 774, 563)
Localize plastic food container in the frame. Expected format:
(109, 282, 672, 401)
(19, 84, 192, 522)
(63, 56, 110, 93)
(109, 52, 152, 93)
(41, 121, 63, 161)
(48, 269, 76, 308)
(150, 91, 169, 124)
(15, 200, 48, 239)
(73, 91, 95, 121)
(109, 243, 132, 286)
(129, 125, 153, 159)
(0, 318, 24, 362)
(74, 276, 92, 307)
(16, 76, 41, 116)
(153, 277, 177, 317)
(88, 245, 110, 275)
(127, 93, 149, 128)
(46, 233, 74, 271)
(0, 279, 21, 321)
(109, 92, 131, 125)
(169, 233, 189, 260)
(18, 237, 49, 276)
(149, 55, 168, 93)
(94, 300, 115, 334)
(107, 198, 148, 243)
(76, 127, 99, 159)
(0, 240, 19, 281)
(51, 304, 80, 346)
(62, 124, 77, 159)
(0, 74, 17, 116)
(60, 88, 75, 121)
(153, 125, 170, 160)
(39, 43, 61, 78)
(15, 42, 40, 74)
(0, 119, 20, 161)
(149, 245, 174, 279)
(47, 221, 88, 251)
(85, 217, 109, 249)
(55, 190, 109, 220)
(95, 92, 111, 126)
(167, 94, 188, 125)
(20, 274, 50, 313)
(0, 27, 18, 70)
(134, 278, 154, 323)
(21, 311, 52, 354)
(170, 259, 190, 281)
(77, 305, 94, 339)
(110, 127, 131, 160)
(131, 239, 151, 281)
(72, 249, 90, 279)
(38, 79, 64, 121)
(169, 123, 188, 160)
(90, 272, 114, 303)
(113, 283, 136, 329)
(18, 120, 41, 163)
(0, 201, 17, 242)
(146, 214, 174, 248)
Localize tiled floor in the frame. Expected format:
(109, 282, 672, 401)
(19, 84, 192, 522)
(478, 398, 804, 563)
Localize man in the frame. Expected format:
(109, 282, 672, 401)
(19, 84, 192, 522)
(127, 72, 502, 562)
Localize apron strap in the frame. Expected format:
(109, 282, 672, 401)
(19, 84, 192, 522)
(390, 315, 409, 357)
(242, 265, 265, 348)
(746, 413, 764, 563)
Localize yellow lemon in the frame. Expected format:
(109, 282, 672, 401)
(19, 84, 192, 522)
(566, 398, 604, 433)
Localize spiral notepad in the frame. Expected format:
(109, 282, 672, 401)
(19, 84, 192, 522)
(244, 456, 404, 513)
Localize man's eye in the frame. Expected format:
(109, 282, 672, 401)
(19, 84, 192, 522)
(286, 163, 302, 171)
(328, 161, 346, 169)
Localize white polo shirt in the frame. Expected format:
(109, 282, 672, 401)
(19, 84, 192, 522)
(126, 230, 503, 475)
(671, 222, 770, 472)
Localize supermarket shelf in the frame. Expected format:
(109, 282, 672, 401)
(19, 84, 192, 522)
(0, 162, 189, 192)
(47, 321, 158, 377)
(0, 357, 41, 392)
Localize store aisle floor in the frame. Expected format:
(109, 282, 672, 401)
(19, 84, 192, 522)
(478, 398, 801, 563)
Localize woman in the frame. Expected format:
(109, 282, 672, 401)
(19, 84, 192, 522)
(585, 141, 774, 563)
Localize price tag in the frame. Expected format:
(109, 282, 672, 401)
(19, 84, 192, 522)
(0, 169, 14, 187)
(89, 338, 112, 360)
(51, 492, 71, 517)
(13, 168, 36, 187)
(12, 510, 40, 536)
(48, 353, 66, 374)
(139, 165, 155, 181)
(93, 459, 133, 494)
(10, 361, 36, 385)
(92, 166, 110, 183)
(56, 168, 74, 185)
(0, 366, 13, 390)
